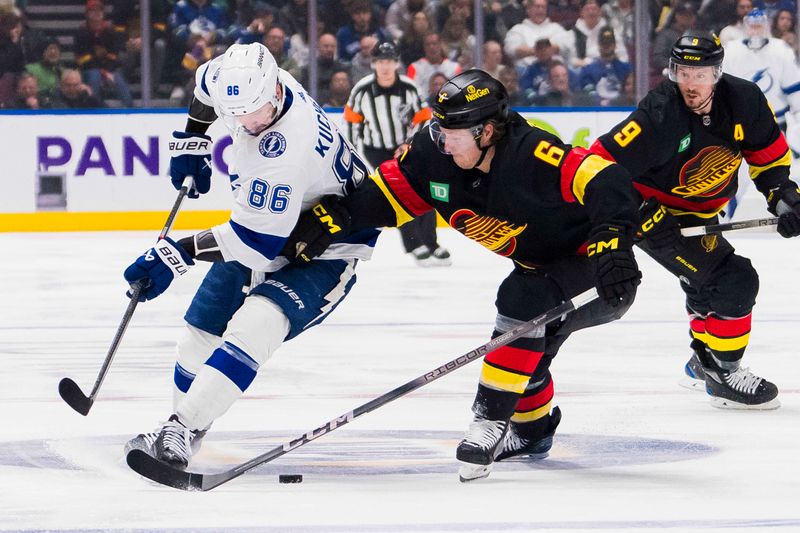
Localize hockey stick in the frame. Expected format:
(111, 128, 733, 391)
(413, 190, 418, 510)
(680, 217, 778, 237)
(126, 287, 600, 491)
(58, 176, 195, 416)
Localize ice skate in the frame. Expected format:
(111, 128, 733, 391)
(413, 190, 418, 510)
(704, 365, 780, 410)
(495, 406, 561, 462)
(410, 245, 434, 267)
(456, 415, 508, 482)
(430, 246, 452, 267)
(125, 415, 208, 468)
(680, 352, 707, 391)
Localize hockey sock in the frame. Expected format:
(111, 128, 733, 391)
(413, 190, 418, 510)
(473, 334, 544, 420)
(690, 311, 751, 366)
(510, 373, 555, 437)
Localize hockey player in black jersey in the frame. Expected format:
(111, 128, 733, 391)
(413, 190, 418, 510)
(591, 31, 800, 410)
(282, 69, 642, 481)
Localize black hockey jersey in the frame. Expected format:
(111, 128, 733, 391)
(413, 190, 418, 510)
(348, 112, 638, 267)
(592, 75, 792, 219)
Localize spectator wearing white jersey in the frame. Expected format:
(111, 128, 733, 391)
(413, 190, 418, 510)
(504, 0, 567, 69)
(719, 0, 753, 44)
(407, 32, 462, 93)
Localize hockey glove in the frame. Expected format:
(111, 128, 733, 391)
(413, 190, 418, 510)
(767, 183, 800, 238)
(635, 198, 684, 251)
(588, 224, 641, 308)
(169, 131, 213, 198)
(124, 237, 195, 301)
(281, 195, 351, 264)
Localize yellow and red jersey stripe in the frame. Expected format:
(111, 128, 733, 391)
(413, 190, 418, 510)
(559, 147, 614, 205)
(371, 159, 434, 226)
(743, 135, 791, 180)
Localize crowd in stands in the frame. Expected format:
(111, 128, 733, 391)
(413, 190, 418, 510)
(0, 0, 796, 110)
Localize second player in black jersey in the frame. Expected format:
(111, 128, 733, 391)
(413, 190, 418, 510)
(592, 31, 800, 410)
(283, 69, 642, 481)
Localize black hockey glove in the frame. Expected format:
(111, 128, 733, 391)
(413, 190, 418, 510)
(282, 195, 351, 264)
(767, 183, 800, 238)
(635, 198, 684, 251)
(588, 224, 642, 308)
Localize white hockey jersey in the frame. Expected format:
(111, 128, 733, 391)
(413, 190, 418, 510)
(193, 57, 379, 272)
(723, 38, 800, 125)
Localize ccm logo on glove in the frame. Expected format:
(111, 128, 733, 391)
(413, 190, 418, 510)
(587, 237, 618, 256)
(313, 203, 343, 234)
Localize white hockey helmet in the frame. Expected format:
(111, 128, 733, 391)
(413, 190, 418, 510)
(216, 43, 282, 116)
(744, 8, 770, 50)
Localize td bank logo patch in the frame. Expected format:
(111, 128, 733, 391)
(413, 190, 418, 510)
(430, 181, 449, 202)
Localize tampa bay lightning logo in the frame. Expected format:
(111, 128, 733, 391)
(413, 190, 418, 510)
(752, 68, 774, 94)
(259, 132, 287, 158)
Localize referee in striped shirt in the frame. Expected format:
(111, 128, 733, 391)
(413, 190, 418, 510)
(344, 40, 452, 266)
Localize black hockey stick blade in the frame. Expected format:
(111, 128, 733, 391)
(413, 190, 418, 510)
(126, 288, 599, 491)
(58, 377, 93, 416)
(127, 449, 225, 491)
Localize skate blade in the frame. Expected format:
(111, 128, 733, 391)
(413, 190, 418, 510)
(496, 451, 549, 463)
(710, 396, 781, 410)
(458, 462, 492, 483)
(679, 377, 706, 391)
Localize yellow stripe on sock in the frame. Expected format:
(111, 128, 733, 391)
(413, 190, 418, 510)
(479, 362, 529, 394)
(510, 401, 552, 423)
(692, 330, 750, 352)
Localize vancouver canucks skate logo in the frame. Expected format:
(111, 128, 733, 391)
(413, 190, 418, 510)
(673, 146, 740, 198)
(259, 131, 287, 158)
(449, 208, 526, 256)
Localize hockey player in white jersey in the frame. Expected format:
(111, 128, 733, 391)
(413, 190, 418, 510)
(723, 8, 800, 217)
(122, 42, 379, 468)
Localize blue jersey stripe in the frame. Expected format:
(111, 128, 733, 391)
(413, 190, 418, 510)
(205, 342, 259, 392)
(200, 65, 211, 97)
(783, 82, 800, 95)
(340, 228, 381, 247)
(229, 219, 287, 260)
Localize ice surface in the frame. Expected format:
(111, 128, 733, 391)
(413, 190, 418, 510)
(1, 228, 799, 532)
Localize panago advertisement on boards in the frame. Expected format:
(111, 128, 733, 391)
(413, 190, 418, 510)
(0, 109, 628, 219)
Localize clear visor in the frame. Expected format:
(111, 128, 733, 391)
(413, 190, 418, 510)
(223, 100, 277, 136)
(668, 61, 722, 85)
(744, 16, 770, 48)
(429, 121, 483, 154)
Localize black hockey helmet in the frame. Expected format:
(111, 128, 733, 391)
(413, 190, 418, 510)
(372, 40, 400, 61)
(430, 69, 509, 130)
(670, 30, 724, 68)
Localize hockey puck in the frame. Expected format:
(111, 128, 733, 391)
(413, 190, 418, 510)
(278, 474, 303, 483)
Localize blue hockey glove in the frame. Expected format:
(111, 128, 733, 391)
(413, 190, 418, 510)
(124, 237, 195, 301)
(168, 131, 212, 198)
(767, 183, 800, 238)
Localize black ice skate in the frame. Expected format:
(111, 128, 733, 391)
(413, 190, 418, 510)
(495, 406, 562, 462)
(704, 364, 780, 410)
(679, 340, 708, 391)
(430, 246, 452, 267)
(456, 415, 509, 482)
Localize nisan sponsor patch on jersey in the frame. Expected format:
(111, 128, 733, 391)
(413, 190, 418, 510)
(259, 131, 287, 158)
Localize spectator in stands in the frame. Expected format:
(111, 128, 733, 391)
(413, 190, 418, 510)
(278, 0, 308, 41)
(440, 10, 475, 62)
(609, 71, 636, 106)
(264, 25, 301, 81)
(720, 0, 753, 43)
(323, 68, 352, 108)
(229, 2, 276, 44)
(51, 68, 103, 108)
(303, 32, 350, 103)
(385, 0, 427, 40)
(11, 71, 47, 109)
(350, 34, 379, 82)
(504, 0, 567, 69)
(602, 0, 633, 56)
(549, 0, 582, 29)
(756, 0, 796, 23)
(407, 32, 462, 92)
(496, 0, 526, 31)
(0, 11, 26, 78)
(578, 26, 631, 105)
(25, 38, 63, 99)
(532, 61, 597, 106)
(398, 10, 431, 65)
(556, 0, 627, 69)
(519, 38, 574, 99)
(75, 0, 133, 107)
(426, 71, 448, 104)
(698, 0, 738, 34)
(432, 0, 504, 43)
(772, 8, 797, 51)
(335, 0, 389, 62)
(170, 0, 229, 51)
(481, 39, 505, 78)
(652, 1, 696, 75)
(497, 64, 528, 105)
(109, 0, 171, 94)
